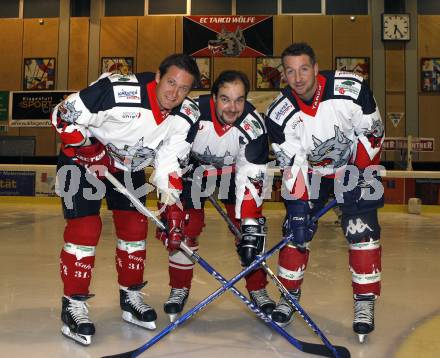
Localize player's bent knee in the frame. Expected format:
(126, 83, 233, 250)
(113, 210, 147, 241)
(64, 215, 102, 246)
(342, 210, 380, 244)
(183, 208, 205, 238)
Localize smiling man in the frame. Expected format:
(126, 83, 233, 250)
(156, 70, 275, 323)
(52, 53, 200, 345)
(266, 42, 385, 343)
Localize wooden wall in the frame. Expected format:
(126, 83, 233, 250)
(0, 14, 438, 162)
(418, 15, 440, 161)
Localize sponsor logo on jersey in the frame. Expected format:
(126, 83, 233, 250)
(240, 115, 263, 140)
(113, 85, 141, 103)
(180, 100, 200, 123)
(122, 111, 141, 120)
(291, 116, 303, 131)
(109, 74, 138, 83)
(335, 70, 363, 82)
(312, 82, 323, 110)
(271, 98, 294, 126)
(334, 79, 361, 99)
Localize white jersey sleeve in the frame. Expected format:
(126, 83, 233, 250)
(234, 110, 269, 219)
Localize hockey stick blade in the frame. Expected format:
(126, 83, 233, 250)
(101, 351, 136, 358)
(301, 342, 350, 358)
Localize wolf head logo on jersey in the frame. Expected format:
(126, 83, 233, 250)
(364, 118, 384, 148)
(107, 138, 161, 171)
(193, 147, 234, 168)
(58, 100, 82, 124)
(208, 27, 246, 56)
(308, 125, 352, 169)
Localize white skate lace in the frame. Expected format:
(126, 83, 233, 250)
(354, 299, 374, 324)
(68, 299, 92, 325)
(166, 288, 189, 305)
(250, 288, 274, 308)
(126, 290, 153, 314)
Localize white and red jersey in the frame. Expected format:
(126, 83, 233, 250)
(192, 94, 269, 219)
(266, 71, 384, 194)
(51, 72, 200, 192)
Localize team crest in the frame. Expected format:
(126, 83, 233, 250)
(58, 100, 82, 124)
(308, 125, 352, 169)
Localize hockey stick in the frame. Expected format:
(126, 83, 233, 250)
(205, 196, 348, 357)
(102, 172, 348, 357)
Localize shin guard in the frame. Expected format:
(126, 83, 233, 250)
(61, 216, 102, 296)
(349, 239, 381, 296)
(277, 244, 309, 290)
(169, 237, 199, 289)
(113, 210, 148, 287)
(244, 268, 268, 291)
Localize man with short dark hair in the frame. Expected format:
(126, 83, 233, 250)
(266, 42, 384, 343)
(157, 70, 275, 322)
(52, 53, 200, 345)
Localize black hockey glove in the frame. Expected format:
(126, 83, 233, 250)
(283, 200, 317, 249)
(237, 217, 267, 266)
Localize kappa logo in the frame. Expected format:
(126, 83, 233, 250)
(345, 218, 373, 236)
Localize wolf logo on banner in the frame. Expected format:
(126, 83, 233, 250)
(184, 16, 273, 57)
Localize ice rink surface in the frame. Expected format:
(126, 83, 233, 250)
(0, 202, 439, 357)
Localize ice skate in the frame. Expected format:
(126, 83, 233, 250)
(164, 287, 189, 322)
(61, 295, 95, 346)
(120, 282, 157, 330)
(271, 289, 301, 327)
(249, 288, 276, 315)
(353, 294, 375, 343)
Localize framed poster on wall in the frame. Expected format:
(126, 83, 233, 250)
(23, 58, 56, 90)
(421, 58, 440, 92)
(101, 57, 134, 75)
(255, 57, 287, 90)
(335, 57, 369, 84)
(193, 57, 211, 90)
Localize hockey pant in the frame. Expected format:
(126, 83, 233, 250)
(168, 205, 268, 291)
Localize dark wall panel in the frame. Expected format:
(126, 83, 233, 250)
(23, 0, 60, 18)
(105, 0, 144, 16)
(237, 0, 277, 15)
(326, 0, 368, 15)
(191, 0, 231, 15)
(149, 0, 186, 15)
(0, 0, 19, 18)
(418, 0, 440, 14)
(283, 0, 321, 14)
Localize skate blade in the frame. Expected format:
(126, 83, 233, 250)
(122, 311, 156, 330)
(272, 314, 295, 328)
(61, 325, 92, 346)
(168, 313, 180, 323)
(358, 333, 367, 344)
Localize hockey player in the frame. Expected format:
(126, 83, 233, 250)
(156, 70, 275, 322)
(266, 43, 384, 343)
(52, 53, 201, 345)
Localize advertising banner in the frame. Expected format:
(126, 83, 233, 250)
(183, 16, 273, 57)
(9, 91, 74, 127)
